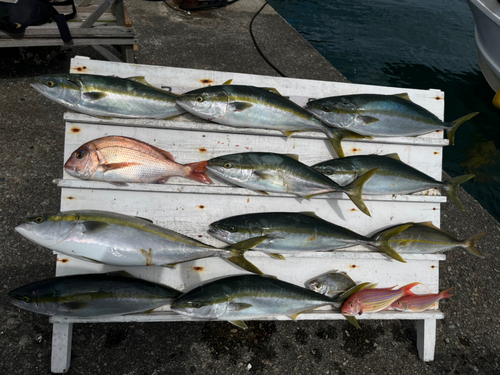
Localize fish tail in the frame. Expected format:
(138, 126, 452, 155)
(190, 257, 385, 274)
(446, 112, 479, 145)
(323, 127, 371, 158)
(440, 287, 454, 299)
(370, 223, 412, 263)
(442, 174, 475, 211)
(343, 167, 379, 217)
(184, 160, 213, 184)
(462, 232, 486, 258)
(224, 235, 269, 275)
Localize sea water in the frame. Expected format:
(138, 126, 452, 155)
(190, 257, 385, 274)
(267, 0, 500, 221)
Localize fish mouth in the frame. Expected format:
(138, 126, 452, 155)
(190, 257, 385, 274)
(207, 227, 228, 240)
(170, 305, 192, 316)
(175, 97, 195, 110)
(15, 222, 33, 235)
(30, 82, 47, 94)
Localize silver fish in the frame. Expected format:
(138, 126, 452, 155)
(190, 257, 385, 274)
(306, 271, 357, 298)
(15, 210, 267, 274)
(305, 93, 478, 145)
(31, 73, 185, 119)
(7, 271, 181, 318)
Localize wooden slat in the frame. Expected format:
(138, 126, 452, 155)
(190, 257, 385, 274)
(81, 0, 116, 28)
(0, 38, 139, 47)
(0, 27, 135, 38)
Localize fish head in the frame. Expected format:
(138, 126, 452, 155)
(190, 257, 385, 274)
(15, 212, 79, 248)
(64, 142, 100, 179)
(7, 282, 57, 315)
(341, 294, 363, 316)
(177, 86, 229, 120)
(391, 299, 409, 312)
(31, 74, 82, 108)
(208, 216, 259, 244)
(305, 96, 358, 128)
(206, 153, 252, 185)
(306, 279, 328, 295)
(171, 288, 229, 319)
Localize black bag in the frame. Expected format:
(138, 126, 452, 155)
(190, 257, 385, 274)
(0, 0, 76, 42)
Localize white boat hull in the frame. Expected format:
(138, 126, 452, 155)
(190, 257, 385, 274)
(467, 0, 500, 92)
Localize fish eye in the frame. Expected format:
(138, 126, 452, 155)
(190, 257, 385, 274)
(34, 216, 44, 224)
(228, 226, 236, 233)
(75, 150, 85, 159)
(47, 81, 54, 87)
(349, 302, 353, 307)
(195, 96, 204, 103)
(22, 296, 29, 302)
(193, 301, 202, 308)
(324, 170, 333, 175)
(223, 162, 233, 168)
(323, 106, 330, 112)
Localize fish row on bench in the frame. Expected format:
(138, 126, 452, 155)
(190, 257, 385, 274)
(32, 73, 478, 158)
(64, 135, 475, 216)
(7, 270, 453, 329)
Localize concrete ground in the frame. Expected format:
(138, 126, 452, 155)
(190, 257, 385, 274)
(0, 0, 499, 374)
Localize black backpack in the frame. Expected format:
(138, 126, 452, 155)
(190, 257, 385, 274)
(0, 0, 76, 42)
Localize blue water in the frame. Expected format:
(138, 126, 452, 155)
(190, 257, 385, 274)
(267, 0, 500, 220)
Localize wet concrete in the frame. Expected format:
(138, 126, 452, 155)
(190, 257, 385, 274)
(0, 0, 499, 374)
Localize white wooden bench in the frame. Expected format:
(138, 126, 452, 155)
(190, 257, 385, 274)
(0, 0, 138, 62)
(49, 55, 448, 373)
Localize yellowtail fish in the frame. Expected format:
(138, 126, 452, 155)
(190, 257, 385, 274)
(371, 222, 485, 258)
(31, 74, 185, 119)
(7, 271, 181, 318)
(64, 136, 212, 185)
(305, 93, 478, 145)
(341, 282, 422, 316)
(391, 288, 453, 312)
(177, 82, 371, 157)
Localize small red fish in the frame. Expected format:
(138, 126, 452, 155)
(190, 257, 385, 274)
(341, 282, 421, 316)
(64, 136, 212, 185)
(390, 288, 454, 312)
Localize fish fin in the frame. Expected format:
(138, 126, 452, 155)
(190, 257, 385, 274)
(463, 232, 486, 258)
(83, 91, 108, 101)
(157, 177, 171, 184)
(79, 256, 105, 264)
(399, 240, 413, 248)
(135, 216, 154, 223)
(281, 130, 296, 138)
(289, 307, 320, 320)
(375, 244, 406, 263)
(372, 223, 412, 263)
(61, 301, 89, 311)
(106, 270, 137, 278)
(229, 102, 254, 112)
(393, 93, 412, 101)
(143, 308, 157, 314)
(229, 302, 253, 311)
(344, 315, 361, 329)
(225, 236, 268, 275)
(285, 154, 300, 161)
(358, 116, 379, 125)
(440, 287, 454, 299)
(383, 153, 401, 161)
(299, 211, 322, 219)
(400, 282, 422, 295)
(144, 143, 176, 161)
(417, 221, 440, 230)
(446, 112, 479, 145)
(222, 79, 233, 85)
(254, 171, 275, 180)
(96, 116, 113, 119)
(125, 76, 154, 87)
(343, 167, 380, 217)
(323, 128, 371, 158)
(255, 190, 270, 195)
(366, 283, 379, 289)
(82, 221, 109, 233)
(184, 160, 213, 184)
(442, 174, 475, 211)
(102, 162, 140, 171)
(266, 253, 286, 260)
(229, 320, 248, 329)
(108, 181, 129, 186)
(261, 87, 282, 96)
(335, 282, 374, 303)
(162, 263, 177, 269)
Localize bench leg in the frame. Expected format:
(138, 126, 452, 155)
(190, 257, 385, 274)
(51, 322, 73, 373)
(417, 319, 436, 361)
(121, 45, 135, 63)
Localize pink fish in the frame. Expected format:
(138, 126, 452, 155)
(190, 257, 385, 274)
(341, 282, 421, 316)
(390, 288, 454, 312)
(64, 136, 212, 185)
